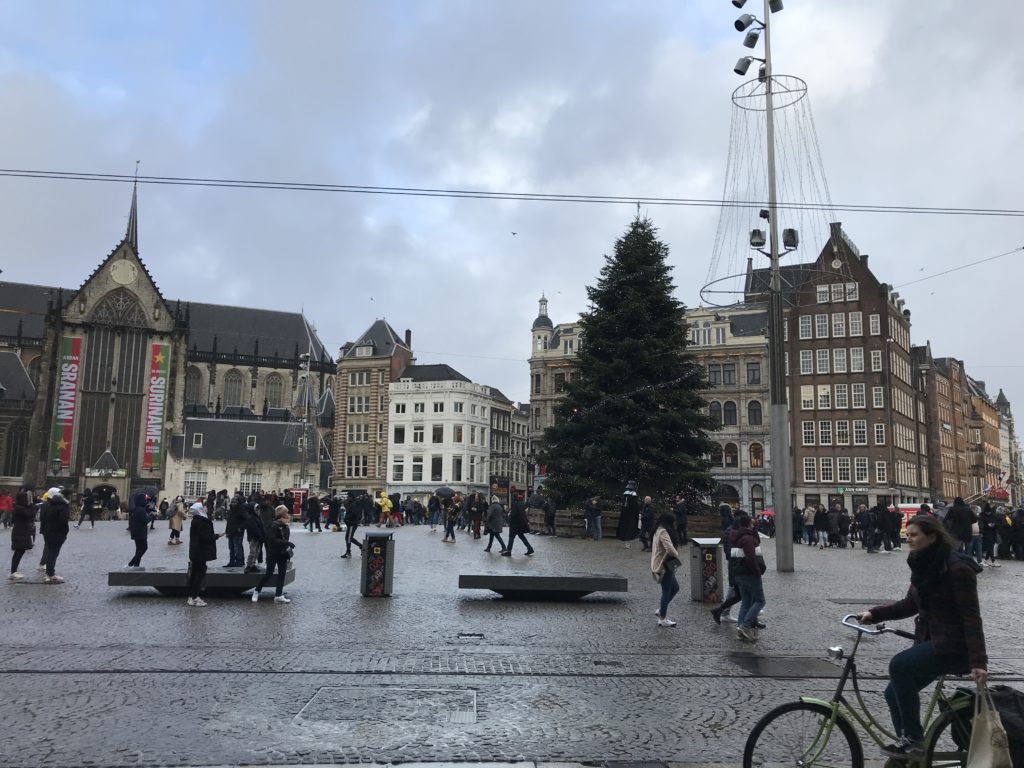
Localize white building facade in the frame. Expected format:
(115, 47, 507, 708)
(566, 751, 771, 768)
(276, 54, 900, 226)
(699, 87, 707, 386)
(385, 364, 493, 500)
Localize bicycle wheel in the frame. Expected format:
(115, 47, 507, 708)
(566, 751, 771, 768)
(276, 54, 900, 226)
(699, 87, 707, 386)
(743, 701, 864, 768)
(924, 708, 971, 768)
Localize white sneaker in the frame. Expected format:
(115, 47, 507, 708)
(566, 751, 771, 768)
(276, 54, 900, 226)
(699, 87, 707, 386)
(657, 618, 677, 627)
(44, 575, 65, 584)
(37, 564, 46, 572)
(722, 613, 738, 623)
(274, 595, 291, 604)
(192, 598, 207, 607)
(186, 597, 196, 606)
(992, 561, 1002, 568)
(8, 572, 24, 581)
(251, 591, 260, 603)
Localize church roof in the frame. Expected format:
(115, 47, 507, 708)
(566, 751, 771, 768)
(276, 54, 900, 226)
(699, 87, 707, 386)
(996, 389, 1010, 407)
(186, 303, 331, 362)
(397, 363, 471, 383)
(172, 418, 307, 464)
(0, 282, 66, 340)
(343, 319, 410, 359)
(0, 351, 35, 401)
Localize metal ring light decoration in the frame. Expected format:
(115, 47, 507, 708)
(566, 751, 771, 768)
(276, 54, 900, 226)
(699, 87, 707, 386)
(732, 74, 808, 111)
(698, 263, 856, 310)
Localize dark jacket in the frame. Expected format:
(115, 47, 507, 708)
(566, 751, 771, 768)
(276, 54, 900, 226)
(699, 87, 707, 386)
(484, 502, 505, 534)
(508, 499, 529, 535)
(978, 507, 1000, 537)
(617, 494, 640, 541)
(225, 497, 247, 536)
(188, 515, 218, 562)
(257, 501, 275, 530)
(718, 504, 733, 532)
(244, 508, 266, 542)
(128, 493, 150, 540)
(945, 500, 976, 544)
(640, 502, 655, 532)
(39, 494, 70, 544)
(728, 526, 764, 578)
(870, 550, 987, 672)
(266, 519, 293, 559)
(11, 497, 36, 551)
(344, 499, 361, 526)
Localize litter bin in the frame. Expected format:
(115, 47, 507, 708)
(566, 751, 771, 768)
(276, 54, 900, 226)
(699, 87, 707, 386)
(360, 530, 394, 597)
(690, 537, 725, 603)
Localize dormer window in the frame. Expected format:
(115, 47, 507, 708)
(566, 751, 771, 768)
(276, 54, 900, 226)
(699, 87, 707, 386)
(246, 435, 257, 450)
(355, 344, 373, 357)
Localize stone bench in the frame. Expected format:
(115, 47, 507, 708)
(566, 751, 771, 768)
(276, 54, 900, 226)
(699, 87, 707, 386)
(458, 573, 628, 600)
(107, 565, 295, 597)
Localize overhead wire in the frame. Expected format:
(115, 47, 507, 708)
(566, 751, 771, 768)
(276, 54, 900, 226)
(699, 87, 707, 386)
(0, 167, 1021, 217)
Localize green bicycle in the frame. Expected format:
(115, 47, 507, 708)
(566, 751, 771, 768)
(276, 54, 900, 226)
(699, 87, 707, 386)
(743, 615, 974, 767)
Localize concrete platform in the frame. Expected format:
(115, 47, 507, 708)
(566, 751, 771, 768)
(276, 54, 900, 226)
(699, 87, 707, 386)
(107, 564, 295, 596)
(458, 573, 628, 600)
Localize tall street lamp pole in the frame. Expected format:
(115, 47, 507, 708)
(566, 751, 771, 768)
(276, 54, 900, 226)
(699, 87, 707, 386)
(733, 0, 794, 571)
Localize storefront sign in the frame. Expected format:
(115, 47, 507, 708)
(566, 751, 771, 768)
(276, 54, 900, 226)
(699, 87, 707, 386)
(141, 342, 170, 470)
(50, 336, 82, 468)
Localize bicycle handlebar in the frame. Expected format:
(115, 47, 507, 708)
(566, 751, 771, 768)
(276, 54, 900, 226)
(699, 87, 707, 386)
(842, 614, 916, 640)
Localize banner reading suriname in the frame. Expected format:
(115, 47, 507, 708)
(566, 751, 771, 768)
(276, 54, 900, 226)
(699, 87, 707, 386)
(142, 341, 170, 470)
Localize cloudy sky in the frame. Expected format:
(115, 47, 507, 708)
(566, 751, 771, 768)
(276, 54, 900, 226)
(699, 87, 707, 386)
(0, 0, 1020, 408)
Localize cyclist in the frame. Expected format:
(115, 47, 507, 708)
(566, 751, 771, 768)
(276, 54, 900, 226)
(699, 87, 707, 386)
(857, 514, 988, 760)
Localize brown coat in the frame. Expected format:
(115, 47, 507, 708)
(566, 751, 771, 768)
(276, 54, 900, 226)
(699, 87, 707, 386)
(870, 555, 987, 671)
(168, 501, 187, 532)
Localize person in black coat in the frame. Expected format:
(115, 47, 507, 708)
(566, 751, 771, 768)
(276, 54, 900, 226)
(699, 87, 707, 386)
(187, 502, 220, 606)
(39, 487, 70, 582)
(944, 497, 976, 552)
(243, 501, 267, 573)
(639, 496, 656, 551)
(340, 494, 363, 558)
(9, 489, 36, 581)
(75, 487, 96, 529)
(505, 496, 534, 555)
(252, 506, 294, 602)
(126, 492, 151, 567)
(224, 495, 247, 567)
(617, 481, 640, 548)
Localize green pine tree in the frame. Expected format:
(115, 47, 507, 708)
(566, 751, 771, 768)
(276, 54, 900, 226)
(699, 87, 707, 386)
(539, 216, 716, 505)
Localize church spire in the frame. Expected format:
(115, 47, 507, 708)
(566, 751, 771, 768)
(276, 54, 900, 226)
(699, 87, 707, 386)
(125, 163, 139, 252)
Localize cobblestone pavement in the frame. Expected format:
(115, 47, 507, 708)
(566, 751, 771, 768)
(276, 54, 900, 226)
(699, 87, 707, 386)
(2, 521, 1022, 767)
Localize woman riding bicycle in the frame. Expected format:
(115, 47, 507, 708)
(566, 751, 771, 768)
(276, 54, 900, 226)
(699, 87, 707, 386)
(857, 514, 988, 760)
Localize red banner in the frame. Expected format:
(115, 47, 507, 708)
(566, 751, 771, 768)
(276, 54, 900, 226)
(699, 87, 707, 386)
(49, 336, 82, 468)
(142, 342, 170, 470)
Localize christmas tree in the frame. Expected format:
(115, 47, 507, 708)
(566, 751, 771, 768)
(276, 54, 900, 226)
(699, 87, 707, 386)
(539, 216, 716, 504)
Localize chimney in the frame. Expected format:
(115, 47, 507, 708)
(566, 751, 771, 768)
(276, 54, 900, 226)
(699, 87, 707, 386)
(860, 254, 869, 267)
(404, 329, 412, 348)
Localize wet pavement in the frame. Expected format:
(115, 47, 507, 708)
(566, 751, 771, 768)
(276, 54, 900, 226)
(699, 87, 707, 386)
(2, 520, 1022, 767)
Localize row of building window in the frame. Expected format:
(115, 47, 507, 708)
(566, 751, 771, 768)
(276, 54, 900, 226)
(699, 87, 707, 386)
(801, 419, 883, 446)
(802, 456, 885, 484)
(799, 384, 884, 410)
(796, 347, 883, 375)
(815, 282, 860, 304)
(708, 400, 762, 426)
(393, 402, 479, 416)
(191, 433, 258, 450)
(391, 424, 487, 446)
(182, 470, 313, 498)
(390, 454, 484, 483)
(707, 362, 761, 386)
(797, 311, 879, 340)
(709, 442, 764, 468)
(184, 367, 293, 409)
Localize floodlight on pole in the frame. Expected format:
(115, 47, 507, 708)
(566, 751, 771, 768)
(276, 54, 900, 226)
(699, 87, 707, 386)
(769, 0, 784, 12)
(782, 228, 799, 250)
(734, 13, 757, 31)
(743, 29, 761, 48)
(734, 57, 753, 76)
(750, 229, 767, 249)
(732, 0, 747, 7)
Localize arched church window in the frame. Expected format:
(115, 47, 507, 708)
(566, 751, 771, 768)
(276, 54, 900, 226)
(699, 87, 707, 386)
(224, 370, 244, 408)
(265, 374, 284, 409)
(185, 366, 201, 406)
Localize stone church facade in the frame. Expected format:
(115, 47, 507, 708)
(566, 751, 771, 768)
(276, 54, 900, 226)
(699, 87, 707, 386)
(0, 189, 332, 501)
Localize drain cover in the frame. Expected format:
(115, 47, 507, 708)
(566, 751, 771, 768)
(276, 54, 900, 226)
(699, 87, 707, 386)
(730, 655, 838, 678)
(297, 686, 477, 724)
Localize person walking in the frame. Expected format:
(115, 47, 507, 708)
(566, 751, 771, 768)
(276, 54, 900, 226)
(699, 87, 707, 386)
(0, 488, 12, 529)
(979, 504, 1001, 567)
(105, 490, 121, 522)
(802, 504, 816, 545)
(39, 487, 70, 584)
(186, 501, 220, 607)
(651, 512, 681, 627)
(467, 493, 484, 539)
(340, 495, 363, 558)
(617, 480, 640, 548)
(224, 495, 247, 566)
(427, 494, 441, 533)
(728, 512, 766, 643)
(252, 506, 294, 603)
(944, 496, 975, 553)
(168, 496, 186, 545)
(243, 499, 267, 573)
(505, 495, 534, 555)
(441, 496, 460, 543)
(856, 515, 988, 760)
(304, 492, 323, 533)
(584, 495, 602, 541)
(126, 493, 151, 567)
(639, 496, 656, 552)
(482, 496, 507, 554)
(74, 487, 97, 529)
(8, 489, 36, 581)
(813, 504, 829, 550)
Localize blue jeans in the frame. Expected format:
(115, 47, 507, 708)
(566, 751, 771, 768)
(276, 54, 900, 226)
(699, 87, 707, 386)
(590, 516, 603, 540)
(734, 573, 765, 628)
(659, 569, 679, 618)
(884, 641, 965, 742)
(969, 534, 983, 563)
(227, 533, 245, 566)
